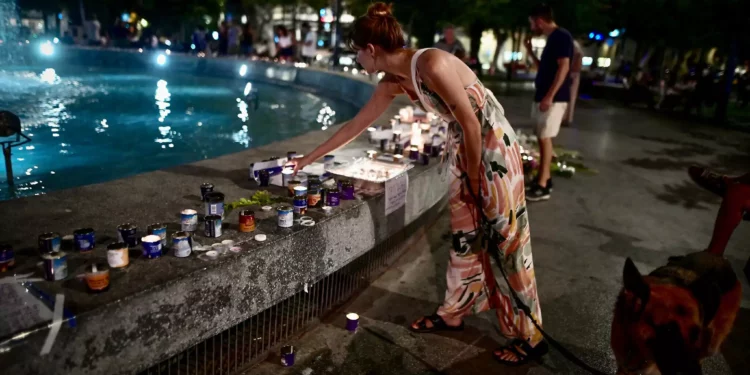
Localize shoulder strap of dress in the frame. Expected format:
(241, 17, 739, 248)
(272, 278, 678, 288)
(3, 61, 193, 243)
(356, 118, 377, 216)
(410, 48, 434, 110)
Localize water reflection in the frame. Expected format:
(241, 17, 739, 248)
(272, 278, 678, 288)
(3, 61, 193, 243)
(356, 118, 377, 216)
(317, 103, 336, 130)
(237, 98, 249, 122)
(155, 80, 171, 122)
(40, 68, 60, 84)
(232, 125, 251, 148)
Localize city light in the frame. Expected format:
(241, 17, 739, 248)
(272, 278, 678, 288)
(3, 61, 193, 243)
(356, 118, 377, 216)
(241, 15, 248, 24)
(239, 64, 248, 76)
(212, 31, 219, 40)
(52, 37, 59, 44)
(165, 40, 172, 46)
(39, 41, 54, 56)
(165, 49, 171, 55)
(191, 44, 196, 50)
(609, 29, 620, 38)
(582, 56, 593, 66)
(140, 19, 149, 28)
(597, 57, 612, 68)
(156, 53, 167, 66)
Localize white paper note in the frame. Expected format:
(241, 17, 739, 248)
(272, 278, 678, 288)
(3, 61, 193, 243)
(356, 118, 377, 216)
(385, 173, 408, 215)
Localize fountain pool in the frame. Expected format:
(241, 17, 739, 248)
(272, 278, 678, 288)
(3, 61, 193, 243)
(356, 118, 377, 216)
(0, 65, 358, 200)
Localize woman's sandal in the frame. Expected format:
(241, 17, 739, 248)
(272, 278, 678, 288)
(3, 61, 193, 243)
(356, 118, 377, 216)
(409, 313, 464, 333)
(493, 339, 549, 366)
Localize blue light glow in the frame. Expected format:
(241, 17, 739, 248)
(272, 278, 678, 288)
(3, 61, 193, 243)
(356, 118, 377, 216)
(156, 54, 167, 66)
(239, 64, 247, 77)
(609, 29, 620, 38)
(589, 32, 595, 39)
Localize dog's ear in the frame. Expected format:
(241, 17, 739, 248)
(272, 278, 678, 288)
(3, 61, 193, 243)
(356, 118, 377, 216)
(651, 322, 703, 375)
(689, 276, 722, 325)
(623, 258, 650, 306)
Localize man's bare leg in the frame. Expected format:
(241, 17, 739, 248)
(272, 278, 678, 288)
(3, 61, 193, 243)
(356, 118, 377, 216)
(707, 183, 750, 255)
(537, 137, 554, 187)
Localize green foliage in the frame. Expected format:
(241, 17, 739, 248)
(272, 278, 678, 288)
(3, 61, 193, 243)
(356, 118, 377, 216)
(226, 190, 282, 210)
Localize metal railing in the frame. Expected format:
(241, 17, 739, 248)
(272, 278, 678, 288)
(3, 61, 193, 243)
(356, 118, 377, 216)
(138, 201, 445, 375)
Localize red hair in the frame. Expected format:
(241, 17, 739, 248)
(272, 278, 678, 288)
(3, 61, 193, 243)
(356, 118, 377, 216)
(347, 2, 405, 52)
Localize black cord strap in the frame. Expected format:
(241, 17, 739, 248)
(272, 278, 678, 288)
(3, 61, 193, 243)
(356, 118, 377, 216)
(461, 173, 610, 375)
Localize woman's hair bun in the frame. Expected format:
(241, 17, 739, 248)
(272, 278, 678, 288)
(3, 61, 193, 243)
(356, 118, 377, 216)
(367, 2, 394, 18)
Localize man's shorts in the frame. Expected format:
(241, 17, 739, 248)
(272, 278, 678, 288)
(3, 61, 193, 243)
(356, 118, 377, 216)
(531, 102, 568, 138)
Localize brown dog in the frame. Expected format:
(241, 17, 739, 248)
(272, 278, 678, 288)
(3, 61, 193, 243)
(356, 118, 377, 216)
(611, 252, 741, 375)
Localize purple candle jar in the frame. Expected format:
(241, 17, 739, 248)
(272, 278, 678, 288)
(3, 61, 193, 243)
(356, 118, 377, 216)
(423, 143, 432, 155)
(340, 180, 355, 200)
(346, 313, 359, 332)
(327, 188, 340, 207)
(394, 143, 403, 155)
(258, 170, 270, 186)
(280, 346, 295, 366)
(420, 153, 429, 165)
(409, 146, 419, 161)
(430, 143, 441, 158)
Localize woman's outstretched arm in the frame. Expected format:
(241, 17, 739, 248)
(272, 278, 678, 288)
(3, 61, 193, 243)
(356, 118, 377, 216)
(292, 77, 402, 174)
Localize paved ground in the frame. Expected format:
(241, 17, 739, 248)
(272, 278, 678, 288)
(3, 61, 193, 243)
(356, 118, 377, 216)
(250, 88, 750, 375)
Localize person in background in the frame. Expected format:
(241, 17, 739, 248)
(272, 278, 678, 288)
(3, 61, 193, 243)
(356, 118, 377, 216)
(275, 25, 294, 61)
(228, 21, 240, 55)
(301, 22, 317, 64)
(240, 24, 255, 57)
(61, 31, 75, 45)
(192, 25, 208, 55)
(218, 22, 229, 56)
(523, 3, 573, 202)
(290, 3, 546, 365)
(434, 25, 466, 58)
(562, 40, 583, 126)
(738, 66, 749, 108)
(85, 14, 101, 46)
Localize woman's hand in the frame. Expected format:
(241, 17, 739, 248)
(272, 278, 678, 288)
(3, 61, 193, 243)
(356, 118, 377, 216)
(288, 155, 313, 176)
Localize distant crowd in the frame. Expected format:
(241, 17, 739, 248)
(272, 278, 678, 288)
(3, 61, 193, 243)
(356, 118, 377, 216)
(75, 14, 319, 63)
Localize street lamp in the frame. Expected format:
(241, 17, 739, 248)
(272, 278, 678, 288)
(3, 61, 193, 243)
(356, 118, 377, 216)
(0, 111, 31, 188)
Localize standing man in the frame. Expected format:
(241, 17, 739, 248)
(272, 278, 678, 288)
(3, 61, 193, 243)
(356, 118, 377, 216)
(301, 22, 317, 64)
(524, 3, 573, 202)
(434, 25, 466, 57)
(563, 40, 583, 126)
(86, 14, 101, 46)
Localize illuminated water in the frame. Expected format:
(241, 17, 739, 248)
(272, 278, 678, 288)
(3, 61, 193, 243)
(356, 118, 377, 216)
(0, 66, 357, 200)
